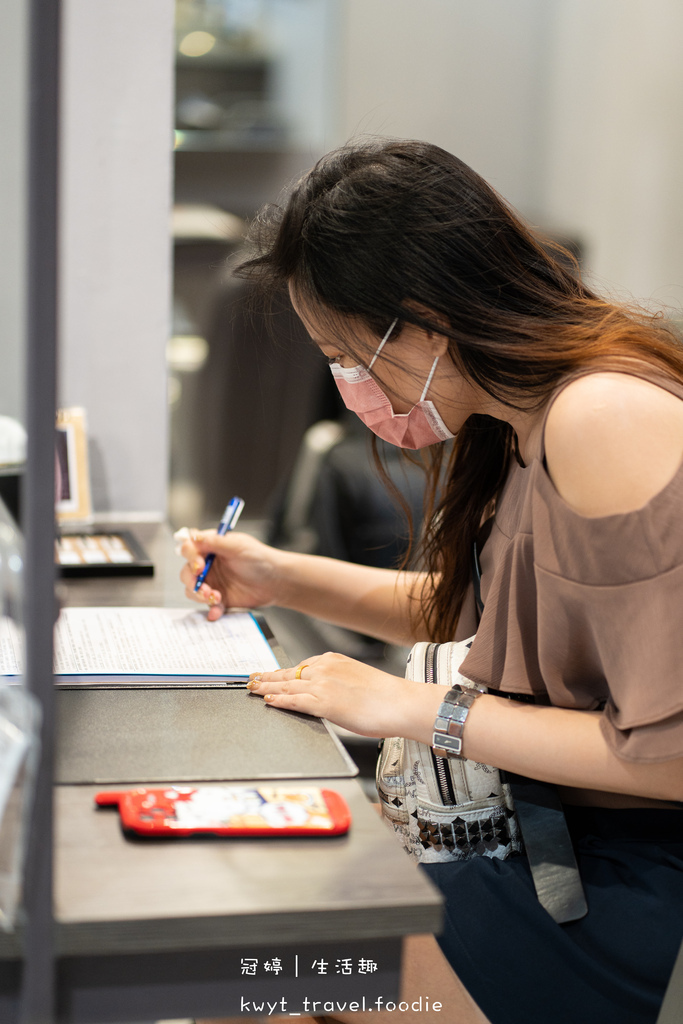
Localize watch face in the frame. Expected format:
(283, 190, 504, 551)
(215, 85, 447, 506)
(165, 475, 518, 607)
(434, 735, 463, 757)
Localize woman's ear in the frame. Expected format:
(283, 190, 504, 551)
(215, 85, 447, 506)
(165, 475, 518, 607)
(424, 326, 451, 358)
(401, 301, 452, 356)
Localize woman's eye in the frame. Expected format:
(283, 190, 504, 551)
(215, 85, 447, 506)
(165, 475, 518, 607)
(326, 355, 343, 365)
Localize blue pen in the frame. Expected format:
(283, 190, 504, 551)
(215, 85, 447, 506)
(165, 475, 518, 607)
(193, 496, 245, 592)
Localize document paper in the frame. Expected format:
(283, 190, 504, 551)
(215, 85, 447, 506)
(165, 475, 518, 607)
(0, 617, 23, 676)
(0, 608, 281, 682)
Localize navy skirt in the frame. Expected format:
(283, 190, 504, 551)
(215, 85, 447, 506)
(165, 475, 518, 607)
(422, 806, 683, 1024)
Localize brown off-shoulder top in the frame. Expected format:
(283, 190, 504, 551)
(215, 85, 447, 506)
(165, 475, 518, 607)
(456, 364, 683, 764)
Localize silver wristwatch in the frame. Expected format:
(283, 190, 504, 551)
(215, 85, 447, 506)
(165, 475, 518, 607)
(432, 683, 486, 759)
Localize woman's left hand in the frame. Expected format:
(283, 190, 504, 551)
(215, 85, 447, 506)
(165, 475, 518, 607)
(247, 652, 441, 740)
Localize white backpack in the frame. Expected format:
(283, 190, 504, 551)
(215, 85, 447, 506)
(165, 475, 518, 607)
(376, 637, 522, 864)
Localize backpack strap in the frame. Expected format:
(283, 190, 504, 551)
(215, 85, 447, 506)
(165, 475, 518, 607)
(472, 526, 587, 924)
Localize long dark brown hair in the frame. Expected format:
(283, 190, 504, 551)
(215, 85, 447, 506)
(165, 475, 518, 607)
(236, 138, 683, 642)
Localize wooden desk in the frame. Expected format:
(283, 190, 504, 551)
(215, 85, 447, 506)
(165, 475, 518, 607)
(0, 524, 442, 1022)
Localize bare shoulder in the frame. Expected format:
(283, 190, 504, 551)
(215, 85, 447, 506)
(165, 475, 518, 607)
(544, 372, 683, 516)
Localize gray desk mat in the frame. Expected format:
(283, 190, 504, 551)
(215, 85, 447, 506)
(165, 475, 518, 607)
(56, 689, 358, 784)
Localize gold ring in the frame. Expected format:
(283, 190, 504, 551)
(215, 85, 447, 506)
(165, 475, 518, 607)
(295, 664, 309, 680)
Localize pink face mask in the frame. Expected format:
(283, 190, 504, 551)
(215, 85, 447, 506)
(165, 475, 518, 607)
(329, 319, 455, 449)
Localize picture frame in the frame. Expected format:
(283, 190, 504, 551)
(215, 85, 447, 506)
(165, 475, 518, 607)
(55, 407, 93, 524)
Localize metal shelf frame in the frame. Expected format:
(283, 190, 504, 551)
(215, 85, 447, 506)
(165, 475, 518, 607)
(18, 0, 60, 1020)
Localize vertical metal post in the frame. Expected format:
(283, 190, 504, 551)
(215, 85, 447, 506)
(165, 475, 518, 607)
(19, 0, 61, 1020)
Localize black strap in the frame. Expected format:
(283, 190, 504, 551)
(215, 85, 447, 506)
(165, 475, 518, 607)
(470, 518, 494, 618)
(472, 529, 588, 924)
(505, 773, 588, 923)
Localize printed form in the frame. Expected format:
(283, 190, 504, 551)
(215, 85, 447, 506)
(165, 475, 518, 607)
(0, 608, 281, 683)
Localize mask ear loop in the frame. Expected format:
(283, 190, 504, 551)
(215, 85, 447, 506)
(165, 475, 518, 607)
(367, 318, 438, 402)
(367, 318, 399, 371)
(420, 356, 439, 402)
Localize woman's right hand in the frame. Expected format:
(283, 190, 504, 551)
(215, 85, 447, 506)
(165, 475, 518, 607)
(177, 528, 285, 621)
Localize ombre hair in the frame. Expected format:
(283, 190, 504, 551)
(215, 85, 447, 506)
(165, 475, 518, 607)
(236, 138, 683, 641)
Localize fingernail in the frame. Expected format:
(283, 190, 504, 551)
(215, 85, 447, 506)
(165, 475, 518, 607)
(173, 526, 191, 556)
(207, 594, 217, 606)
(192, 560, 202, 573)
(246, 680, 257, 690)
(264, 694, 274, 702)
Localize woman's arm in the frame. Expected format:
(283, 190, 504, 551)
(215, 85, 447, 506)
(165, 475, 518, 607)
(178, 530, 433, 645)
(461, 697, 683, 803)
(274, 552, 433, 644)
(246, 657, 683, 803)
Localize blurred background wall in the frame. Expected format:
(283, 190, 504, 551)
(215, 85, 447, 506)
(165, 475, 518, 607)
(340, 0, 551, 219)
(58, 0, 174, 518)
(0, 0, 29, 425)
(340, 0, 683, 306)
(543, 0, 683, 306)
(46, 0, 683, 528)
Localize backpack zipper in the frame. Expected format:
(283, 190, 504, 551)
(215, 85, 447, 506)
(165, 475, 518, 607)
(426, 644, 457, 806)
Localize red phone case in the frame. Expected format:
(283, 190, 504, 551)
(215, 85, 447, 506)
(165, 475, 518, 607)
(95, 785, 352, 837)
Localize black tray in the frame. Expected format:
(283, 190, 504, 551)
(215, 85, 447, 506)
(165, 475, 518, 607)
(56, 529, 154, 577)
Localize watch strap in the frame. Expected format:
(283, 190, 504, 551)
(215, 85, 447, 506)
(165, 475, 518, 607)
(432, 685, 484, 759)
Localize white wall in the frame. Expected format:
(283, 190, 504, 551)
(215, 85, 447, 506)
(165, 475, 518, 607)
(542, 0, 683, 308)
(336, 0, 683, 311)
(59, 0, 175, 516)
(0, 0, 28, 425)
(337, 0, 552, 217)
(266, 0, 341, 154)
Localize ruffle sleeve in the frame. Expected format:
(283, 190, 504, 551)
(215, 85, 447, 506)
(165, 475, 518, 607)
(459, 454, 683, 763)
(531, 461, 683, 763)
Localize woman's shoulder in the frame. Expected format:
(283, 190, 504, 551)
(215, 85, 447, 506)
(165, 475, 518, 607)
(544, 370, 683, 518)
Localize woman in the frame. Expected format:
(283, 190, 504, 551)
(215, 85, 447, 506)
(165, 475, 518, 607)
(180, 139, 683, 1024)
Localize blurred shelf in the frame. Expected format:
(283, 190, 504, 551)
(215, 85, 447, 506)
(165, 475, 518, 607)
(174, 128, 289, 152)
(176, 53, 271, 71)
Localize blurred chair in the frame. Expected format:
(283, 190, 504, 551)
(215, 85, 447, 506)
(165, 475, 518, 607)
(268, 413, 427, 679)
(270, 413, 427, 570)
(274, 419, 347, 554)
